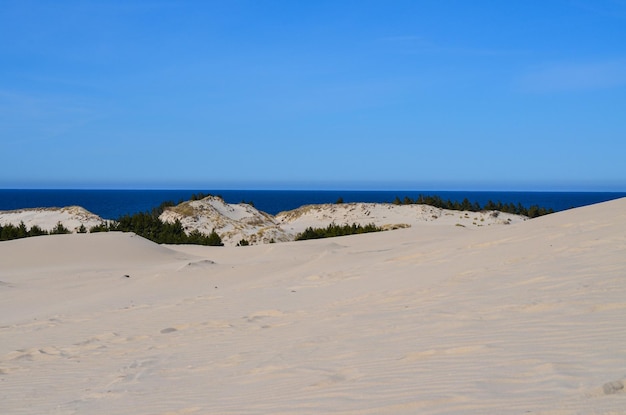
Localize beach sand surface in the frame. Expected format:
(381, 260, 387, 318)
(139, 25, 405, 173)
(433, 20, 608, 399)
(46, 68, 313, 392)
(1, 198, 625, 414)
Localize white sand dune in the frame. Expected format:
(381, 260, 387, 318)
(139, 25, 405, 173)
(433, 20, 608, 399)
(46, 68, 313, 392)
(1, 197, 526, 245)
(159, 196, 289, 245)
(1, 198, 625, 414)
(275, 201, 525, 235)
(0, 206, 104, 233)
(158, 196, 528, 246)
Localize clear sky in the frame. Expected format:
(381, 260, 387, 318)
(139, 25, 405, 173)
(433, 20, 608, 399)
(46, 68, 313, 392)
(1, 0, 625, 190)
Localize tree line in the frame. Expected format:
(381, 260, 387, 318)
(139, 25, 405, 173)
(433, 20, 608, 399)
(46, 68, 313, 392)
(388, 195, 554, 218)
(0, 221, 74, 241)
(1, 200, 224, 246)
(296, 222, 383, 240)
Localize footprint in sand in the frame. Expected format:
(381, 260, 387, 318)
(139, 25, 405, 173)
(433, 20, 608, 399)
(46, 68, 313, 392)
(243, 310, 288, 329)
(305, 367, 360, 389)
(177, 259, 216, 272)
(158, 320, 233, 335)
(102, 358, 159, 390)
(7, 346, 66, 361)
(603, 379, 624, 395)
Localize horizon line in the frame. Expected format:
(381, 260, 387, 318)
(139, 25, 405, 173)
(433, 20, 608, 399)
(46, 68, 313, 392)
(2, 187, 626, 193)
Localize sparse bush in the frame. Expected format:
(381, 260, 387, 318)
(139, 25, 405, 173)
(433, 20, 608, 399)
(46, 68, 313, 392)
(206, 230, 224, 246)
(191, 192, 224, 202)
(296, 222, 383, 241)
(89, 222, 111, 233)
(186, 229, 205, 244)
(50, 222, 70, 235)
(186, 229, 222, 246)
(0, 223, 21, 240)
(151, 200, 175, 216)
(29, 225, 47, 236)
(0, 223, 51, 240)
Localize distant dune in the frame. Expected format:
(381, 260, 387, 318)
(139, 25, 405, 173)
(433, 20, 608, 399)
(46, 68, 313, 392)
(1, 197, 624, 414)
(159, 196, 528, 245)
(1, 196, 528, 245)
(0, 206, 104, 233)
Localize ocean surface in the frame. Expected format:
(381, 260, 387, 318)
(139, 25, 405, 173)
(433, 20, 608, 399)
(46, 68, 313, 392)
(1, 189, 625, 220)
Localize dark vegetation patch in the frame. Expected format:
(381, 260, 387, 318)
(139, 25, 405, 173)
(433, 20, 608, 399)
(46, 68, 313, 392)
(296, 222, 383, 241)
(389, 195, 554, 218)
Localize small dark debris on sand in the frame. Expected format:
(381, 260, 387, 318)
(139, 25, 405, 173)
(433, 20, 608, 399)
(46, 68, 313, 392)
(603, 380, 624, 395)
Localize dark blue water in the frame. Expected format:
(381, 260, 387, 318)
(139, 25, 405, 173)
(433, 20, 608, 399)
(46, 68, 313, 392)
(0, 189, 624, 219)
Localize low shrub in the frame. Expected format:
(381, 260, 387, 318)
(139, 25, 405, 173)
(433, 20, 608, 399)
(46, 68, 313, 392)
(296, 222, 383, 241)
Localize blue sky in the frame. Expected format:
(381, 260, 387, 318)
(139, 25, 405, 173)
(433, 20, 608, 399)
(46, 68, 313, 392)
(1, 0, 625, 190)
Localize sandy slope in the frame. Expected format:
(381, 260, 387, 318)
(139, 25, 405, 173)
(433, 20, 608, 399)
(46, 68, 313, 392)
(1, 198, 625, 414)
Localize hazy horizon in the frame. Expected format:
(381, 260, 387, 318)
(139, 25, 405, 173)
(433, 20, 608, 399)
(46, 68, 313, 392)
(3, 183, 626, 193)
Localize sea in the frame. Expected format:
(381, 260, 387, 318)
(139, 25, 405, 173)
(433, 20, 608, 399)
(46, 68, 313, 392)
(0, 189, 625, 220)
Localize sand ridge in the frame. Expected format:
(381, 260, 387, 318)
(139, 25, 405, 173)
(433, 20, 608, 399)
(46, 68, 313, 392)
(1, 196, 529, 246)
